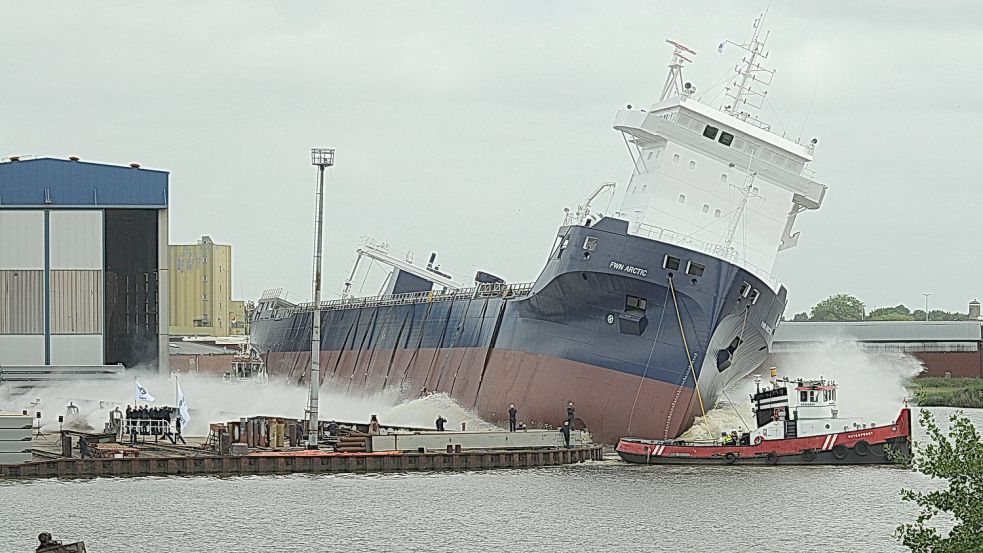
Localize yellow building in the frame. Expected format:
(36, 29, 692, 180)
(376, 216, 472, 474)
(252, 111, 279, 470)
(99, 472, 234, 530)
(169, 236, 233, 336)
(229, 300, 249, 336)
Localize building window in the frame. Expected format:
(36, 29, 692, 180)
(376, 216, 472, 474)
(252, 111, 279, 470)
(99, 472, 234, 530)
(718, 132, 734, 146)
(678, 194, 686, 204)
(703, 125, 719, 140)
(203, 293, 208, 301)
(686, 261, 705, 277)
(688, 160, 696, 169)
(672, 153, 680, 163)
(702, 204, 709, 214)
(663, 255, 681, 270)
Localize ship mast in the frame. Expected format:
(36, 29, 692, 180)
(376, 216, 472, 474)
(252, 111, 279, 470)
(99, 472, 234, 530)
(659, 40, 696, 101)
(308, 148, 335, 449)
(722, 11, 776, 130)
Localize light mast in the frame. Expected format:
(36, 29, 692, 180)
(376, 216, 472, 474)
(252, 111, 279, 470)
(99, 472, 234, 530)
(308, 148, 335, 449)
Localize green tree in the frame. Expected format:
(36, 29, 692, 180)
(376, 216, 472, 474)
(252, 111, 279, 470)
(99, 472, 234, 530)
(809, 294, 865, 321)
(869, 304, 914, 321)
(791, 312, 809, 322)
(896, 410, 983, 552)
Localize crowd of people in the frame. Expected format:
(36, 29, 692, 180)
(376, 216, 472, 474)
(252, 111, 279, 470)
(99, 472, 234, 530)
(123, 405, 185, 445)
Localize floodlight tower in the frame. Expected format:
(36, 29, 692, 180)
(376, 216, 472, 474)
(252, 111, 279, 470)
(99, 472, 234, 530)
(307, 148, 335, 449)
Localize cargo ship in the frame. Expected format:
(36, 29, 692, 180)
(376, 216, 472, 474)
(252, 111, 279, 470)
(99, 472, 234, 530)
(251, 16, 828, 444)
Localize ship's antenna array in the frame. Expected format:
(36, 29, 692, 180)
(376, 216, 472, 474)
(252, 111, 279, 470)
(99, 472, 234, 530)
(308, 147, 335, 449)
(721, 11, 776, 130)
(659, 39, 697, 102)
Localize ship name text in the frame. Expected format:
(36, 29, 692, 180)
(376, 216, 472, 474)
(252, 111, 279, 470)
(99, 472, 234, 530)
(609, 261, 648, 277)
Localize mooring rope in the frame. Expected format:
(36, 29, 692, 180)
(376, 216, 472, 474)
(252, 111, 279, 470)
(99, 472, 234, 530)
(668, 275, 712, 439)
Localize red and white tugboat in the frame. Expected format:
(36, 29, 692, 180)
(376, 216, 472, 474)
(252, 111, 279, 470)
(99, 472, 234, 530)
(616, 371, 911, 465)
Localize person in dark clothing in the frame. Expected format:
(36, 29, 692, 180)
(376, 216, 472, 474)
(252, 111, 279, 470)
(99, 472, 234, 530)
(559, 421, 571, 448)
(327, 420, 339, 436)
(78, 436, 92, 458)
(435, 415, 447, 431)
(508, 404, 518, 432)
(125, 405, 132, 420)
(175, 417, 187, 445)
(566, 402, 576, 428)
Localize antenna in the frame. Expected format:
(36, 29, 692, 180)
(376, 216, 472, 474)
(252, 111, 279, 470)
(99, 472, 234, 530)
(721, 12, 776, 130)
(659, 39, 697, 102)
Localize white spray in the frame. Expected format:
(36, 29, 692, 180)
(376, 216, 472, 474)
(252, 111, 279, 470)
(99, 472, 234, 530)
(680, 341, 925, 440)
(0, 372, 500, 436)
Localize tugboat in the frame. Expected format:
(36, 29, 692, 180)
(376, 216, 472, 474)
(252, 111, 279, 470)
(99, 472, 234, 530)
(616, 369, 911, 465)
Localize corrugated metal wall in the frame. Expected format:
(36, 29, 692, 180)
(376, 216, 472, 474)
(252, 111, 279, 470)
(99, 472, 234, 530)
(50, 270, 102, 334)
(0, 211, 44, 269)
(0, 270, 43, 333)
(0, 335, 45, 364)
(49, 210, 102, 270)
(50, 335, 103, 365)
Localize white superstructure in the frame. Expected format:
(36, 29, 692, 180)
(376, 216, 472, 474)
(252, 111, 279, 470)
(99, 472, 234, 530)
(613, 17, 827, 289)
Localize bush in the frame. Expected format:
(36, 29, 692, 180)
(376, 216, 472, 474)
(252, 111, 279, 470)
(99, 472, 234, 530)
(895, 410, 983, 552)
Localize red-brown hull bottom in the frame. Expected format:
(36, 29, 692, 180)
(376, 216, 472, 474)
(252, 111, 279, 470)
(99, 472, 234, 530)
(267, 347, 699, 444)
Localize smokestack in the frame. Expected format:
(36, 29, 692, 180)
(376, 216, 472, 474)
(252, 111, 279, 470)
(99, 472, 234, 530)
(969, 299, 981, 320)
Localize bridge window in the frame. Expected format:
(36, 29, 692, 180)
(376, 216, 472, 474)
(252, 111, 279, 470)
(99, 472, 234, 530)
(720, 173, 728, 183)
(663, 255, 681, 270)
(678, 194, 686, 204)
(748, 289, 760, 304)
(673, 153, 680, 163)
(686, 261, 705, 277)
(718, 132, 734, 146)
(739, 282, 751, 297)
(703, 125, 719, 139)
(714, 209, 722, 218)
(689, 160, 696, 169)
(800, 391, 808, 402)
(702, 204, 709, 214)
(583, 236, 598, 252)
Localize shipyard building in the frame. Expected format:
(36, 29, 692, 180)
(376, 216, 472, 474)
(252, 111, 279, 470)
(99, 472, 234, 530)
(0, 156, 169, 373)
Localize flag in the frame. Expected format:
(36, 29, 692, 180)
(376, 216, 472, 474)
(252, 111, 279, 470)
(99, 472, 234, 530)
(135, 380, 156, 402)
(176, 379, 191, 429)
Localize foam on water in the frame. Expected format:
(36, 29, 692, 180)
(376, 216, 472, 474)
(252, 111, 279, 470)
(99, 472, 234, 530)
(0, 372, 499, 436)
(679, 341, 925, 440)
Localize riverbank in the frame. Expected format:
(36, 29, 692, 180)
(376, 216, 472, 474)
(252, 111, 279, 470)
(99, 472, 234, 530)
(909, 377, 983, 408)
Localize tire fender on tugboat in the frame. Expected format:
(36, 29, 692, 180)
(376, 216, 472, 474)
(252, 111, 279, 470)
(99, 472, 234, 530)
(832, 444, 848, 460)
(724, 452, 737, 465)
(854, 440, 870, 456)
(801, 449, 816, 462)
(765, 451, 778, 465)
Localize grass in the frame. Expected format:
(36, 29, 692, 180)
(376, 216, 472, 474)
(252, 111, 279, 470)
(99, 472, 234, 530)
(909, 377, 983, 409)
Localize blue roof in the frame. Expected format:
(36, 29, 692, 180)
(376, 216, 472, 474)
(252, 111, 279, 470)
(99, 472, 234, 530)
(0, 157, 168, 208)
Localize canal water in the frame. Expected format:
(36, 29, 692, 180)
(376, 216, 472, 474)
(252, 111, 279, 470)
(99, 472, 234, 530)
(1, 407, 978, 552)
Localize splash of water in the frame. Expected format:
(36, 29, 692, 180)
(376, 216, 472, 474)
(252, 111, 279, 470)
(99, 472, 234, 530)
(0, 372, 498, 436)
(679, 342, 925, 440)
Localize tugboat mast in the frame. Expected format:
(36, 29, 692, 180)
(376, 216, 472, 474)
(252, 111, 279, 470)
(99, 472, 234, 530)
(308, 148, 335, 449)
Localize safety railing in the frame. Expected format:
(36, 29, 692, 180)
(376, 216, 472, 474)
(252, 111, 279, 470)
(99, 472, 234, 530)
(280, 282, 535, 317)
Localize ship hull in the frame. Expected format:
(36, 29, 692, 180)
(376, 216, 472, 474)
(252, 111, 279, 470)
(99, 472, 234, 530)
(253, 218, 787, 444)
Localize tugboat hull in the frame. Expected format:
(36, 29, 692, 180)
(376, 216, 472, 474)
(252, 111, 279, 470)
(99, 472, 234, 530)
(616, 408, 912, 466)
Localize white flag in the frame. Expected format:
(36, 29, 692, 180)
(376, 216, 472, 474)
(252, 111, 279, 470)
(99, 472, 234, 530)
(176, 380, 191, 429)
(134, 379, 156, 402)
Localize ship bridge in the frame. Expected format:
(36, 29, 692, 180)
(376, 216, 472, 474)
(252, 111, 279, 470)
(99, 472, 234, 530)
(612, 24, 828, 290)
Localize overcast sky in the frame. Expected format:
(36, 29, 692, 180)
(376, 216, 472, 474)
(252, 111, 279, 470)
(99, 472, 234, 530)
(4, 1, 982, 315)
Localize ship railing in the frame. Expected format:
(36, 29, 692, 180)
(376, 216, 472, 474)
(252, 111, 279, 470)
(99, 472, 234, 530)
(281, 282, 535, 316)
(632, 223, 781, 290)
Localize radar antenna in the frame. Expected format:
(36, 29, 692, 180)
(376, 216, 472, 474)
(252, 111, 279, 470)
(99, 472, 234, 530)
(659, 39, 697, 102)
(721, 12, 776, 130)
